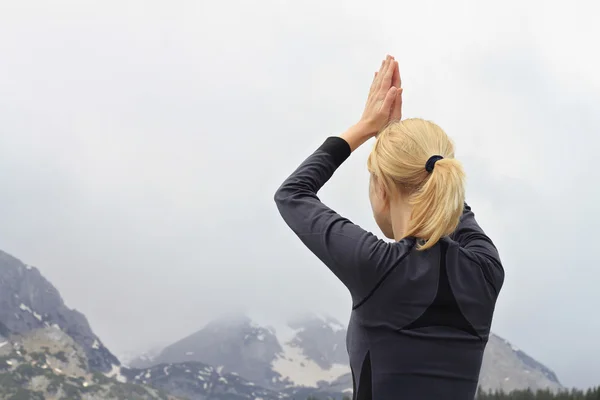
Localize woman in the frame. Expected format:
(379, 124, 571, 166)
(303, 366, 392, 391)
(274, 55, 504, 400)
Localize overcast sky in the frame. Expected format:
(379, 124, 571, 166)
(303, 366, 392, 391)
(0, 0, 599, 390)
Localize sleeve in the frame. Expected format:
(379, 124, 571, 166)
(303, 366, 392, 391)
(450, 203, 505, 295)
(273, 137, 408, 301)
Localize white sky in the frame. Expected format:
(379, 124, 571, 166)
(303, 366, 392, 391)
(0, 0, 599, 389)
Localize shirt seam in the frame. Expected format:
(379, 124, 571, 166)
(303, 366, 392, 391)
(352, 240, 416, 310)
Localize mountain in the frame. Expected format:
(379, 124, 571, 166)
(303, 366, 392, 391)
(0, 246, 563, 399)
(129, 314, 284, 389)
(116, 312, 350, 399)
(0, 326, 178, 400)
(128, 312, 353, 393)
(479, 334, 562, 393)
(0, 250, 119, 374)
(0, 248, 344, 400)
(129, 313, 563, 395)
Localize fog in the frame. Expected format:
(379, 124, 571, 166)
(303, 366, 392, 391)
(0, 0, 598, 389)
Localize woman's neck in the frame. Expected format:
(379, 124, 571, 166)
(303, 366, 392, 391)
(389, 199, 413, 241)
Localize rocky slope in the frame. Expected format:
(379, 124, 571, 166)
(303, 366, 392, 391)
(122, 362, 347, 400)
(0, 326, 177, 400)
(129, 313, 563, 395)
(479, 334, 562, 393)
(0, 250, 119, 373)
(0, 325, 331, 400)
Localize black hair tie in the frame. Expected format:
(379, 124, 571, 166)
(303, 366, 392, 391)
(425, 155, 444, 173)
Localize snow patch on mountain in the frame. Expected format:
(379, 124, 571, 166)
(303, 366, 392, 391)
(273, 342, 350, 388)
(105, 363, 128, 383)
(264, 312, 351, 388)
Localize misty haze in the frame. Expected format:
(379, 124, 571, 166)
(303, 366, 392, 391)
(1, 1, 599, 400)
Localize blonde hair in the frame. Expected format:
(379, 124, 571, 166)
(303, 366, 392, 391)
(367, 118, 465, 250)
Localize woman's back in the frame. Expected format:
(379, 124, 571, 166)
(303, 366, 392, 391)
(348, 233, 502, 399)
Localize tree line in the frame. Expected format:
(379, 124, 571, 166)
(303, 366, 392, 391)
(476, 387, 600, 400)
(307, 386, 600, 400)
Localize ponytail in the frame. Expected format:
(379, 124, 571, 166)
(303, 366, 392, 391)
(404, 157, 465, 250)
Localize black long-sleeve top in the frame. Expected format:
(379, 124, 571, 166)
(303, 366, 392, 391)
(274, 136, 504, 400)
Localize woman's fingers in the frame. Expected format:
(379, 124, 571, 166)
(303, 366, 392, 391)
(380, 86, 397, 115)
(369, 58, 389, 96)
(389, 60, 402, 121)
(379, 58, 396, 95)
(368, 71, 379, 97)
(379, 57, 389, 76)
(392, 61, 401, 89)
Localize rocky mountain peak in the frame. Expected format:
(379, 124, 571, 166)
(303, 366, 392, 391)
(130, 312, 284, 389)
(202, 312, 279, 346)
(478, 333, 562, 393)
(0, 249, 119, 373)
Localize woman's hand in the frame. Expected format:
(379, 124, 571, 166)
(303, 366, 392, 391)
(340, 55, 402, 151)
(360, 55, 402, 135)
(389, 57, 403, 122)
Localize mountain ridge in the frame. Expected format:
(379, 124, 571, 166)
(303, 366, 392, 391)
(127, 312, 563, 395)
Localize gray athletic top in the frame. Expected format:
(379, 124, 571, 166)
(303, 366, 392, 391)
(274, 137, 504, 400)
